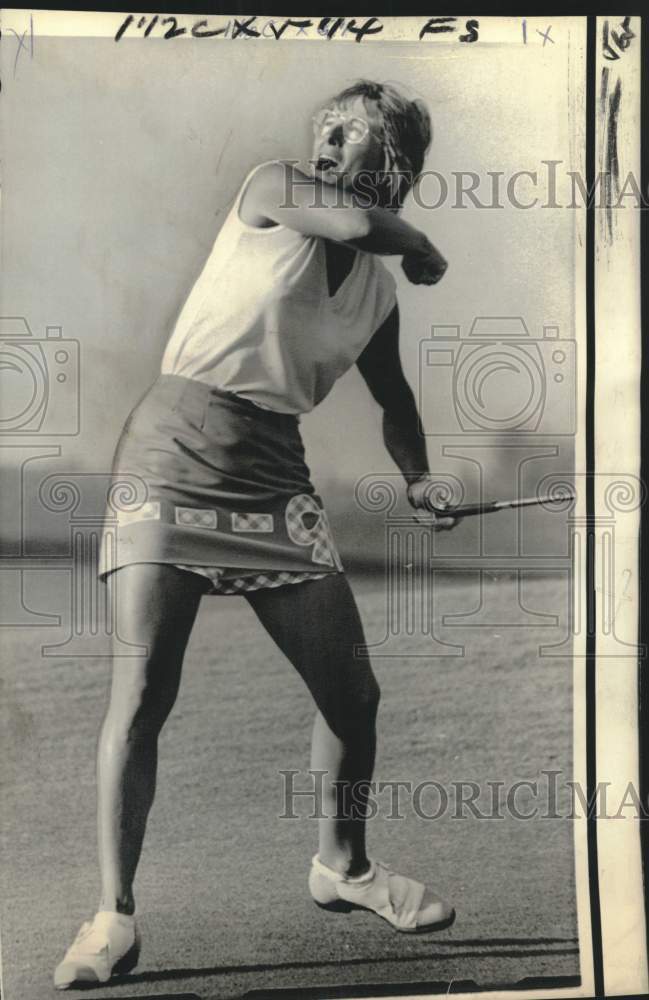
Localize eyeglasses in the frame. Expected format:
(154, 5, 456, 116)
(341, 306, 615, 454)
(312, 108, 382, 145)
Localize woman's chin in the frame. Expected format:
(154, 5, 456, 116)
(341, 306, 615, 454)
(309, 163, 334, 183)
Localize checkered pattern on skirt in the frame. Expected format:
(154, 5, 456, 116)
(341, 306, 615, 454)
(176, 565, 329, 594)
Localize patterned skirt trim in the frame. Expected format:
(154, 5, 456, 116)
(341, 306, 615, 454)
(175, 565, 330, 595)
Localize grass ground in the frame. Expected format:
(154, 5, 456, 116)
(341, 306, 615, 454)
(1, 570, 578, 1000)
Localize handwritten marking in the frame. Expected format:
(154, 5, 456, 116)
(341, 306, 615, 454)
(318, 17, 344, 39)
(232, 16, 259, 39)
(595, 568, 633, 628)
(114, 14, 133, 41)
(459, 20, 479, 43)
(419, 17, 457, 40)
(264, 18, 311, 40)
(192, 19, 226, 39)
(536, 25, 554, 46)
(346, 18, 383, 42)
(112, 15, 485, 44)
(600, 65, 622, 242)
(615, 568, 633, 621)
(603, 16, 635, 61)
(160, 16, 186, 39)
(7, 13, 34, 76)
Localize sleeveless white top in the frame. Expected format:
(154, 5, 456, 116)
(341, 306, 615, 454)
(161, 161, 397, 415)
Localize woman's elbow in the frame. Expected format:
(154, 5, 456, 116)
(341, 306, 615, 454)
(338, 210, 372, 243)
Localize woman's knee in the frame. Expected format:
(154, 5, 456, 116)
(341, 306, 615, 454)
(104, 657, 180, 741)
(359, 671, 381, 716)
(329, 669, 381, 739)
(364, 673, 381, 725)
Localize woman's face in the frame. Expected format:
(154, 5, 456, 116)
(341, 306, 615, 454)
(311, 96, 385, 192)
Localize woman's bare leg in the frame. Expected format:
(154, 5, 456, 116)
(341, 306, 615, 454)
(97, 564, 209, 914)
(244, 574, 379, 877)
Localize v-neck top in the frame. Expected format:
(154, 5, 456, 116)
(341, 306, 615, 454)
(161, 160, 397, 415)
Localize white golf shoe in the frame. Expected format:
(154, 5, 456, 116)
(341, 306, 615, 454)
(309, 855, 455, 933)
(54, 910, 140, 989)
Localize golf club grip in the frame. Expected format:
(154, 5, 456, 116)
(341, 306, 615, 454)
(425, 501, 500, 518)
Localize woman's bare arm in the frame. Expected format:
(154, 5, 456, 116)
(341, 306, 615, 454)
(355, 305, 428, 484)
(357, 306, 459, 528)
(244, 161, 435, 258)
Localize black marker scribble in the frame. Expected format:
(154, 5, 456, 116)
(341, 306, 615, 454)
(113, 14, 383, 43)
(459, 20, 479, 43)
(599, 66, 622, 243)
(110, 13, 488, 44)
(265, 19, 311, 40)
(419, 17, 457, 39)
(419, 17, 479, 43)
(602, 16, 635, 61)
(231, 16, 260, 39)
(114, 14, 133, 42)
(190, 19, 225, 38)
(318, 16, 345, 39)
(160, 16, 186, 39)
(346, 17, 383, 42)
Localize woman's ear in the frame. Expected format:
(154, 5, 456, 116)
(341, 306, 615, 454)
(375, 175, 395, 212)
(411, 99, 433, 158)
(377, 171, 407, 214)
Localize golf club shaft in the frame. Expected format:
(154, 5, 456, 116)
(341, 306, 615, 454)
(425, 492, 576, 518)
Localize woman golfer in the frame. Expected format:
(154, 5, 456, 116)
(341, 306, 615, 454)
(55, 79, 459, 990)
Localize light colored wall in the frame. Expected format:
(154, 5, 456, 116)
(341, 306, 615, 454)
(2, 36, 577, 552)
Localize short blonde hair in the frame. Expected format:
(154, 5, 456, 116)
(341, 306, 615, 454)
(325, 79, 432, 209)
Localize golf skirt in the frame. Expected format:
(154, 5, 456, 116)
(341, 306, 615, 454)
(99, 374, 344, 594)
